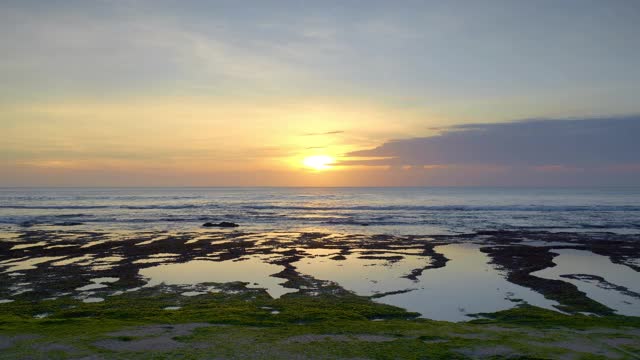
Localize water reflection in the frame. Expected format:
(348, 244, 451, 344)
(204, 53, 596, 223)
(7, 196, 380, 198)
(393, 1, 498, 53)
(1, 256, 65, 272)
(377, 244, 559, 321)
(532, 249, 640, 316)
(294, 250, 429, 296)
(140, 255, 296, 298)
(295, 244, 559, 322)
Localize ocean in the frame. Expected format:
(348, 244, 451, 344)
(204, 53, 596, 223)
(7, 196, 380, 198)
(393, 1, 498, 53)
(1, 187, 639, 235)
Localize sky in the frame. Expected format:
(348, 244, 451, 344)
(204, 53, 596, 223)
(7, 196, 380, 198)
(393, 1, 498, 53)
(1, 0, 639, 186)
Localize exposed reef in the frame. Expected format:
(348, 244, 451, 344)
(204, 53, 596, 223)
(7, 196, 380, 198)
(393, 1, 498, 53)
(1, 229, 638, 317)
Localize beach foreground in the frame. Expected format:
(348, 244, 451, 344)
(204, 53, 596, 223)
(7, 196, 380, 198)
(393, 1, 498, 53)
(1, 229, 639, 359)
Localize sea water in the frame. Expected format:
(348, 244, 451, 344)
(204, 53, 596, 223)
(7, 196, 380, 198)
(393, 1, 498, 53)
(1, 187, 639, 235)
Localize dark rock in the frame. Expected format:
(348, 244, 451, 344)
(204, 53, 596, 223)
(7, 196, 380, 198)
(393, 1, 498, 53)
(202, 221, 239, 228)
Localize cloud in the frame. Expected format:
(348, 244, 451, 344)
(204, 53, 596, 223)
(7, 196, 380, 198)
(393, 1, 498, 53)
(347, 116, 640, 168)
(303, 130, 344, 136)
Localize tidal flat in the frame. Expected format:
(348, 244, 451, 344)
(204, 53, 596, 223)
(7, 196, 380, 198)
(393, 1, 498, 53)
(0, 229, 639, 359)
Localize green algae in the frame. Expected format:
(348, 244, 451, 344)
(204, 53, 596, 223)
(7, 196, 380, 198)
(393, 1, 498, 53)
(1, 288, 639, 359)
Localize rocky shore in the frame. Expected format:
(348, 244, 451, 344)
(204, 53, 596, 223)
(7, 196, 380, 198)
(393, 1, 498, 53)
(0, 229, 639, 358)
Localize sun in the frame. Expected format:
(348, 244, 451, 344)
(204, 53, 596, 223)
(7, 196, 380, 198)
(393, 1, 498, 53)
(302, 155, 335, 171)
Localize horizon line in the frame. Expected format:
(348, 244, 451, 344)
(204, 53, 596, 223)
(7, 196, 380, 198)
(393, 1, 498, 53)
(2, 185, 640, 189)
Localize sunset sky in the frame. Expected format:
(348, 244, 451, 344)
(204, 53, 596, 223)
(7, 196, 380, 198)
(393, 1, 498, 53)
(1, 0, 639, 186)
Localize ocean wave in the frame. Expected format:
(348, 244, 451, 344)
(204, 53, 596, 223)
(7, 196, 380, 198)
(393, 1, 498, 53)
(0, 205, 111, 209)
(0, 195, 201, 201)
(241, 204, 640, 212)
(0, 204, 212, 210)
(119, 204, 207, 210)
(2, 203, 640, 212)
(52, 213, 93, 218)
(320, 219, 417, 226)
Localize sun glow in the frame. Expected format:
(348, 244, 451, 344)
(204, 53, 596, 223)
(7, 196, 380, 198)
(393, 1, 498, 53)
(302, 155, 335, 171)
